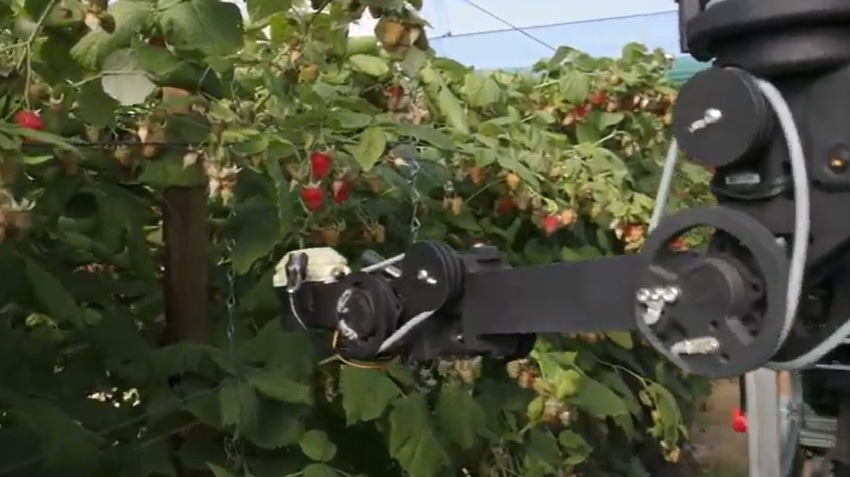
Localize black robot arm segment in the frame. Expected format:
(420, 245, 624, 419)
(275, 203, 790, 380)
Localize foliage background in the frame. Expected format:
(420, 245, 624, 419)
(0, 0, 714, 476)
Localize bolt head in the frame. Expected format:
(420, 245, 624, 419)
(636, 288, 651, 303)
(704, 108, 722, 123)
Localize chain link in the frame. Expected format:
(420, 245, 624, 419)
(395, 62, 424, 243)
(223, 204, 242, 474)
(225, 205, 237, 348)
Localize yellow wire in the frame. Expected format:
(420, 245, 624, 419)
(329, 330, 393, 370)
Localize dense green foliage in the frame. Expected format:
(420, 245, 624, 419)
(0, 0, 714, 476)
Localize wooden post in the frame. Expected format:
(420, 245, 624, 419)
(162, 186, 210, 344)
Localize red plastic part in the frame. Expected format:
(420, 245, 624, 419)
(732, 407, 748, 433)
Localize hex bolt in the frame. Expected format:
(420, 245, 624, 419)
(417, 269, 437, 285)
(687, 107, 723, 133)
(636, 288, 651, 303)
(660, 286, 680, 303)
(670, 336, 720, 355)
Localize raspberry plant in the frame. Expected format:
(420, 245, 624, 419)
(0, 0, 713, 476)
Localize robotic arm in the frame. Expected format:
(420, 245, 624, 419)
(275, 0, 850, 380)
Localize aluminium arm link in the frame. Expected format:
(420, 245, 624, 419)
(274, 0, 850, 380)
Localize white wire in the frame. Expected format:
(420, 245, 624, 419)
(288, 293, 308, 330)
(361, 254, 405, 273)
(649, 75, 812, 365)
(376, 309, 436, 354)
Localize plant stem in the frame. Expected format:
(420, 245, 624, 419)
(18, 0, 61, 109)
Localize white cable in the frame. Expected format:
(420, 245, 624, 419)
(361, 254, 405, 273)
(650, 76, 811, 363)
(288, 293, 308, 330)
(376, 309, 436, 354)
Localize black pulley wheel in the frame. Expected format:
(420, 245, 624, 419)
(396, 241, 463, 314)
(334, 272, 401, 359)
(636, 207, 789, 378)
(672, 68, 772, 169)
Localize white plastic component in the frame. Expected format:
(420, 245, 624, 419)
(272, 247, 350, 288)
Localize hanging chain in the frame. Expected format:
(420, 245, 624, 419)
(395, 62, 424, 243)
(223, 203, 248, 475)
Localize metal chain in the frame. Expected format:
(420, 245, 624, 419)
(223, 204, 245, 475)
(395, 62, 424, 243)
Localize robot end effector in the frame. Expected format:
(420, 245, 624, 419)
(276, 0, 850, 379)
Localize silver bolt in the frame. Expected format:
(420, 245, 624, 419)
(670, 336, 720, 355)
(660, 286, 680, 303)
(417, 269, 437, 285)
(636, 288, 651, 303)
(688, 107, 723, 133)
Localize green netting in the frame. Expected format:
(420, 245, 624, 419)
(667, 56, 711, 84)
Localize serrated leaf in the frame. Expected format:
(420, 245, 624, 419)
(246, 0, 292, 22)
(11, 398, 99, 470)
(241, 399, 305, 449)
(436, 86, 469, 134)
(435, 385, 487, 449)
(461, 73, 500, 107)
(390, 123, 454, 151)
(607, 331, 633, 349)
(219, 379, 258, 431)
(157, 0, 244, 57)
(572, 375, 629, 418)
(346, 126, 386, 171)
(388, 394, 449, 477)
(339, 365, 400, 424)
(229, 202, 282, 274)
(347, 54, 389, 77)
(76, 81, 120, 126)
(25, 258, 83, 326)
(558, 430, 592, 465)
(303, 463, 338, 477)
(299, 430, 337, 462)
(598, 112, 625, 129)
(208, 464, 237, 477)
(558, 70, 590, 103)
(246, 369, 312, 404)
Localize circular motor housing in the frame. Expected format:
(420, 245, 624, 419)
(672, 67, 773, 170)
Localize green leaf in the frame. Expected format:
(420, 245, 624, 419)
(558, 70, 591, 103)
(75, 81, 120, 126)
(388, 394, 449, 477)
(575, 122, 600, 144)
(330, 110, 373, 130)
(338, 365, 401, 424)
(138, 153, 208, 188)
(347, 54, 389, 77)
(25, 258, 83, 326)
(460, 73, 501, 107)
(241, 399, 306, 449)
(572, 375, 629, 418)
(302, 463, 338, 477)
(208, 464, 237, 477)
(390, 123, 454, 151)
(299, 430, 337, 462)
(11, 398, 99, 471)
(245, 369, 312, 404)
(101, 48, 157, 105)
(0, 123, 79, 154)
(437, 86, 469, 134)
(229, 202, 282, 274)
(598, 112, 625, 129)
(558, 430, 592, 465)
(219, 379, 258, 431)
(435, 385, 487, 449)
(246, 0, 292, 22)
(156, 0, 244, 57)
(346, 126, 386, 171)
(607, 331, 633, 349)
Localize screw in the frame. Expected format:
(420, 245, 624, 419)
(417, 269, 437, 285)
(660, 286, 680, 303)
(670, 336, 720, 355)
(636, 288, 651, 303)
(687, 107, 723, 133)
